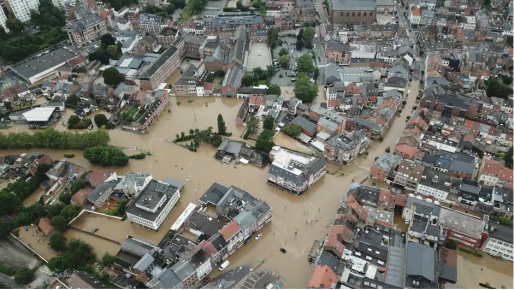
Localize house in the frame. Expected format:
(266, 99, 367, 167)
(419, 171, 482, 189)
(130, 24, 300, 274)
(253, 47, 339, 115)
(235, 98, 249, 125)
(371, 153, 402, 182)
(290, 116, 318, 137)
(221, 66, 244, 98)
(137, 90, 170, 131)
(478, 159, 503, 187)
(416, 167, 452, 201)
(45, 160, 87, 183)
(394, 143, 418, 160)
(215, 139, 242, 161)
(324, 130, 370, 164)
(71, 188, 92, 208)
(438, 248, 457, 285)
(29, 155, 53, 176)
(85, 170, 115, 188)
(38, 217, 55, 236)
(307, 265, 337, 289)
(482, 222, 513, 261)
(325, 40, 351, 63)
(406, 242, 437, 289)
(70, 271, 105, 289)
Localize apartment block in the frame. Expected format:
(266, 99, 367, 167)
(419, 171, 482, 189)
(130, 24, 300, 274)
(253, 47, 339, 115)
(66, 13, 107, 48)
(5, 0, 39, 22)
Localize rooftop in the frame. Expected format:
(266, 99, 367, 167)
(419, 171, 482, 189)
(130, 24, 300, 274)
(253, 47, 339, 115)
(22, 107, 56, 122)
(11, 48, 77, 81)
(439, 208, 486, 238)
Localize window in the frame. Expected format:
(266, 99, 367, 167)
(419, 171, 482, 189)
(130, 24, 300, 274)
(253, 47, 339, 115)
(358, 12, 361, 16)
(352, 12, 355, 16)
(346, 12, 350, 16)
(364, 12, 367, 16)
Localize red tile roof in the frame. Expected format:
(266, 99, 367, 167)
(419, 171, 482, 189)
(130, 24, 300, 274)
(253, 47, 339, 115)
(482, 159, 502, 177)
(204, 82, 215, 91)
(411, 8, 421, 16)
(307, 265, 337, 289)
(220, 221, 241, 241)
(199, 241, 218, 257)
(87, 170, 114, 186)
(327, 99, 341, 108)
(30, 155, 53, 175)
(500, 168, 513, 183)
(38, 217, 55, 236)
(71, 188, 92, 206)
(100, 9, 109, 18)
(395, 143, 418, 157)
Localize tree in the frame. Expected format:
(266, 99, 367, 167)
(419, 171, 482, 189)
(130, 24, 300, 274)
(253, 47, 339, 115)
(268, 84, 281, 96)
(106, 45, 119, 59)
(266, 65, 275, 77)
(101, 252, 114, 266)
(278, 48, 288, 56)
(59, 192, 73, 205)
(0, 219, 12, 238)
(446, 240, 457, 250)
(15, 203, 47, 227)
(282, 124, 302, 138)
(504, 146, 513, 169)
(217, 114, 227, 135)
(263, 115, 275, 130)
(101, 33, 116, 47)
(103, 67, 125, 87)
(504, 76, 513, 85)
(83, 146, 129, 166)
(65, 95, 79, 107)
(255, 130, 275, 153)
(279, 55, 290, 68)
(6, 17, 24, 33)
(94, 114, 108, 128)
(51, 216, 68, 232)
(294, 73, 318, 102)
(49, 232, 67, 251)
(61, 204, 80, 222)
(302, 27, 315, 48)
(297, 54, 314, 74)
(0, 26, 8, 40)
(0, 191, 21, 217)
(242, 75, 254, 86)
(55, 239, 96, 271)
(47, 257, 64, 272)
(402, 101, 407, 106)
(47, 203, 65, 217)
(14, 268, 34, 284)
(313, 68, 319, 80)
(71, 179, 86, 195)
(67, 115, 80, 128)
(267, 28, 280, 49)
(244, 116, 259, 138)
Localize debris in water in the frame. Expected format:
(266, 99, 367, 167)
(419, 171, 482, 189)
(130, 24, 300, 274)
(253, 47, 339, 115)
(280, 248, 286, 254)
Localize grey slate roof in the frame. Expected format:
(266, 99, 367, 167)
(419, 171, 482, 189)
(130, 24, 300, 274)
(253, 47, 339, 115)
(139, 47, 179, 80)
(489, 222, 514, 244)
(332, 0, 377, 10)
(199, 182, 229, 205)
(11, 48, 77, 81)
(406, 242, 435, 282)
(150, 269, 182, 289)
(217, 139, 242, 156)
(290, 115, 317, 132)
(385, 246, 405, 288)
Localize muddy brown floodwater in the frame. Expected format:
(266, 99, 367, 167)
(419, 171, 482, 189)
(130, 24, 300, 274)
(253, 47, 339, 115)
(457, 250, 513, 289)
(14, 81, 505, 289)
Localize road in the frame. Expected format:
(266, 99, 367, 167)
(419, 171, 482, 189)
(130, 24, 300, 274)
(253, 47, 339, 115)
(0, 272, 26, 289)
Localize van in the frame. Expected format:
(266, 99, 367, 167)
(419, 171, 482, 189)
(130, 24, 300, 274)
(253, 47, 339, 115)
(291, 79, 296, 83)
(219, 260, 230, 271)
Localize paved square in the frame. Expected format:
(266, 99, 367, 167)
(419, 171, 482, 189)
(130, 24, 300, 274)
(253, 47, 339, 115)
(246, 42, 272, 72)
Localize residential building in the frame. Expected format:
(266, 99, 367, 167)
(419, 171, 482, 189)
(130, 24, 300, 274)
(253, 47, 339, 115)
(126, 178, 185, 230)
(4, 0, 39, 22)
(439, 208, 486, 248)
(173, 64, 198, 96)
(38, 217, 55, 236)
(290, 115, 318, 136)
(325, 40, 351, 64)
(330, 0, 377, 24)
(268, 146, 326, 194)
(137, 13, 171, 35)
(389, 159, 425, 192)
(139, 44, 182, 91)
(416, 167, 452, 201)
(0, 7, 8, 32)
(371, 153, 402, 182)
(307, 265, 337, 289)
(482, 222, 513, 261)
(405, 242, 437, 289)
(293, 0, 317, 24)
(221, 65, 244, 98)
(86, 181, 117, 209)
(137, 90, 170, 131)
(70, 271, 105, 289)
(66, 13, 107, 48)
(479, 159, 509, 187)
(324, 130, 370, 164)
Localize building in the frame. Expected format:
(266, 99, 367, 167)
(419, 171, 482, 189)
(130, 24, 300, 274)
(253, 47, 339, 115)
(139, 46, 181, 91)
(20, 107, 59, 128)
(38, 217, 55, 236)
(482, 222, 513, 261)
(221, 65, 244, 98)
(324, 130, 370, 164)
(479, 159, 505, 187)
(439, 208, 486, 248)
(126, 178, 185, 230)
(330, 0, 377, 24)
(137, 13, 171, 35)
(403, 196, 440, 247)
(0, 7, 8, 33)
(4, 0, 39, 22)
(66, 13, 107, 48)
(173, 64, 198, 96)
(137, 90, 170, 131)
(70, 271, 105, 289)
(371, 153, 402, 182)
(416, 167, 452, 201)
(268, 146, 326, 194)
(307, 265, 337, 289)
(438, 248, 457, 285)
(115, 172, 152, 197)
(405, 242, 437, 289)
(8, 48, 77, 84)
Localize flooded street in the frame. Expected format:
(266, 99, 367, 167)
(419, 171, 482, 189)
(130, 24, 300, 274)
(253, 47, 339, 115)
(6, 81, 468, 288)
(457, 250, 513, 289)
(23, 187, 46, 207)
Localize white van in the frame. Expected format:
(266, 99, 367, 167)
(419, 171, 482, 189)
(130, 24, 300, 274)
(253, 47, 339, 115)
(219, 260, 230, 271)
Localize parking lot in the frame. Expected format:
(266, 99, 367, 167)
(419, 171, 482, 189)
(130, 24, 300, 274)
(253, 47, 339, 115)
(270, 36, 321, 86)
(247, 42, 272, 72)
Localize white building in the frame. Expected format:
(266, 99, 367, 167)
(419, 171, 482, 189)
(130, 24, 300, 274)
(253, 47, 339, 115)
(51, 0, 66, 10)
(126, 178, 184, 230)
(0, 7, 9, 33)
(416, 168, 452, 201)
(483, 223, 513, 261)
(117, 172, 152, 196)
(5, 0, 39, 22)
(409, 7, 421, 26)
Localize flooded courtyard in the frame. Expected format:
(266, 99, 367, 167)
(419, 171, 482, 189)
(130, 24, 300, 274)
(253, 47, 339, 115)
(9, 81, 512, 288)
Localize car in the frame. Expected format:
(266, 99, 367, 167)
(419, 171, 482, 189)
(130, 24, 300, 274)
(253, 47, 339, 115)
(255, 233, 263, 240)
(201, 277, 211, 285)
(92, 227, 99, 233)
(219, 261, 230, 271)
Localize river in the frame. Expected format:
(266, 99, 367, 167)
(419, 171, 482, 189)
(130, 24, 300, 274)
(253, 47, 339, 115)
(11, 81, 498, 289)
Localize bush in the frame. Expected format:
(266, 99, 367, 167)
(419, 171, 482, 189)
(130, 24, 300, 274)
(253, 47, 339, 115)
(101, 252, 114, 267)
(64, 154, 75, 158)
(128, 153, 146, 160)
(83, 146, 129, 166)
(282, 124, 302, 138)
(0, 129, 110, 150)
(94, 114, 108, 128)
(49, 232, 67, 251)
(446, 240, 457, 250)
(14, 267, 34, 284)
(385, 147, 391, 153)
(0, 264, 15, 276)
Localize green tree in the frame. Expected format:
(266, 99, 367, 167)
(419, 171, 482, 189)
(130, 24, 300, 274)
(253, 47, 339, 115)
(47, 257, 63, 272)
(294, 73, 318, 102)
(297, 54, 314, 74)
(51, 216, 68, 232)
(279, 55, 290, 68)
(65, 95, 79, 107)
(14, 268, 34, 284)
(6, 17, 24, 33)
(106, 45, 119, 59)
(503, 76, 513, 85)
(244, 116, 259, 138)
(47, 203, 65, 217)
(0, 191, 21, 216)
(242, 75, 254, 86)
(0, 219, 12, 237)
(101, 33, 116, 46)
(103, 67, 125, 87)
(217, 114, 227, 135)
(302, 27, 315, 48)
(59, 239, 96, 271)
(101, 252, 114, 266)
(94, 114, 108, 128)
(15, 203, 47, 227)
(267, 28, 280, 49)
(83, 146, 129, 166)
(446, 240, 457, 250)
(313, 68, 319, 80)
(278, 48, 288, 56)
(263, 115, 275, 130)
(49, 232, 66, 251)
(255, 130, 275, 153)
(67, 115, 80, 128)
(268, 84, 281, 96)
(282, 124, 302, 138)
(59, 192, 73, 205)
(505, 146, 513, 169)
(61, 204, 80, 222)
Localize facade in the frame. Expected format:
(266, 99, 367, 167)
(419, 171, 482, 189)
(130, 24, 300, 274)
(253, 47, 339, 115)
(330, 0, 377, 24)
(268, 146, 326, 194)
(371, 153, 402, 182)
(439, 208, 486, 248)
(324, 130, 370, 164)
(139, 45, 182, 91)
(66, 13, 107, 48)
(137, 90, 170, 131)
(482, 222, 513, 261)
(416, 167, 452, 201)
(5, 0, 39, 22)
(0, 7, 8, 33)
(126, 178, 185, 230)
(137, 13, 171, 35)
(173, 64, 198, 96)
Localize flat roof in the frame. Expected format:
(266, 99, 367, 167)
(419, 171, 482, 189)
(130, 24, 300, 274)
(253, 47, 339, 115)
(11, 48, 77, 81)
(22, 107, 56, 122)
